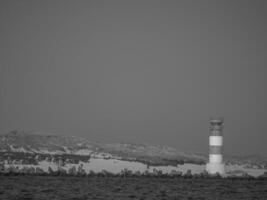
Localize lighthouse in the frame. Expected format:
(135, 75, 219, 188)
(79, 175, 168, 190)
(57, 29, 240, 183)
(206, 117, 225, 175)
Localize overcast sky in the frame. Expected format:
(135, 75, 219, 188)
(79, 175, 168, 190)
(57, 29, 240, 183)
(1, 0, 267, 156)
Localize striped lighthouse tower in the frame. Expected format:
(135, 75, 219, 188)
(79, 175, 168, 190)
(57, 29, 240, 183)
(206, 117, 225, 175)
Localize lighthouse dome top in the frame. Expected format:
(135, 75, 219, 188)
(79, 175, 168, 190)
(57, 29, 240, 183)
(210, 117, 224, 125)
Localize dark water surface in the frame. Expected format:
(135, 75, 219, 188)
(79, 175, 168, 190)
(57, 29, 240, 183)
(0, 176, 266, 200)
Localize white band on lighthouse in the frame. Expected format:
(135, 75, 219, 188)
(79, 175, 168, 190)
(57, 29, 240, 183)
(206, 163, 225, 174)
(209, 154, 223, 163)
(209, 136, 223, 146)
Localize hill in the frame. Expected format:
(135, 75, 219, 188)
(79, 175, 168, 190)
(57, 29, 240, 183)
(0, 130, 206, 166)
(0, 130, 266, 177)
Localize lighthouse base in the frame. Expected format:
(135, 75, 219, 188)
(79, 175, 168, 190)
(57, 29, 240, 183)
(206, 163, 225, 175)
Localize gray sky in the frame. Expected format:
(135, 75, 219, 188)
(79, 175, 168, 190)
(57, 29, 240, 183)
(1, 0, 267, 156)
